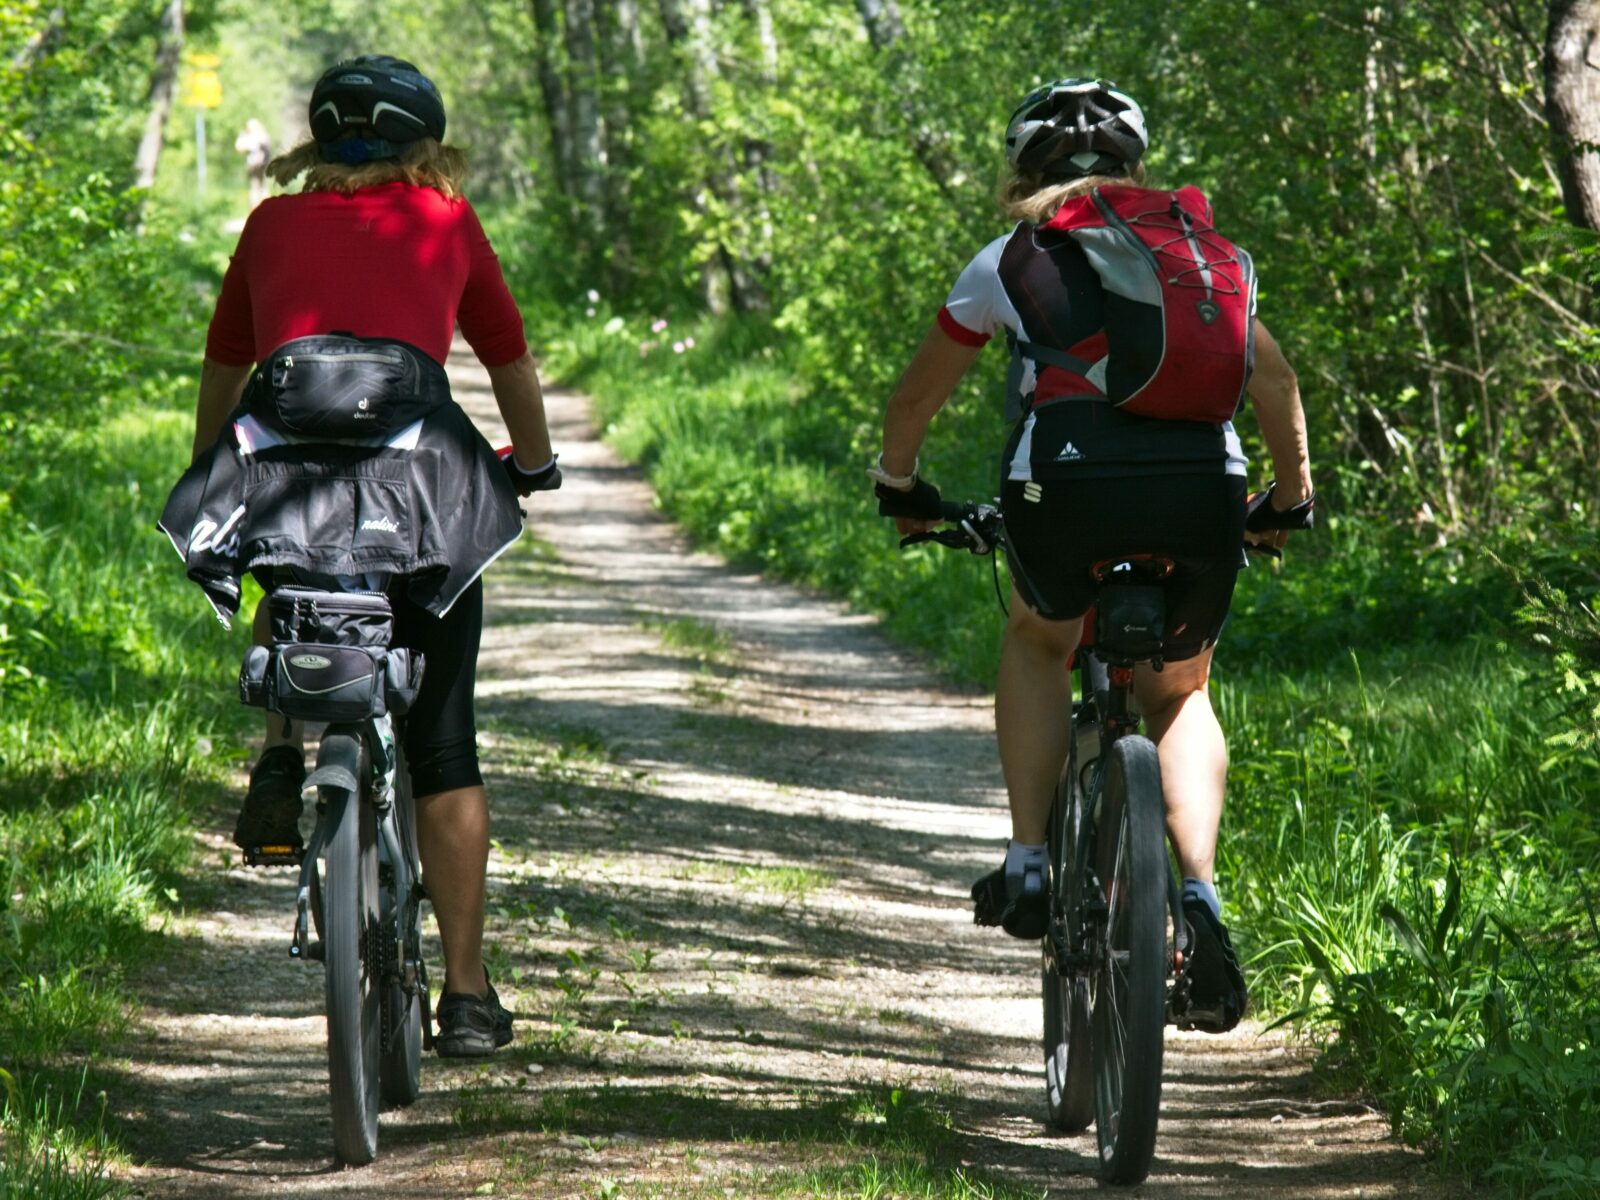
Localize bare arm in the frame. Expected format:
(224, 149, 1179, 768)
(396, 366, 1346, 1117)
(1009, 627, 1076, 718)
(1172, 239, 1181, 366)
(881, 323, 984, 475)
(192, 358, 253, 462)
(878, 324, 984, 532)
(1247, 320, 1313, 501)
(1245, 320, 1314, 548)
(484, 350, 554, 469)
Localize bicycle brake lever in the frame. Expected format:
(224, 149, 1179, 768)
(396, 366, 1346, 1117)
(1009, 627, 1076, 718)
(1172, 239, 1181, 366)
(959, 518, 992, 556)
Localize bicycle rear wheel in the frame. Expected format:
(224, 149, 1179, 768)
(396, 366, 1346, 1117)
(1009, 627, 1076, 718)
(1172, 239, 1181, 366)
(379, 761, 423, 1109)
(1042, 727, 1093, 1133)
(1091, 735, 1167, 1185)
(321, 736, 381, 1165)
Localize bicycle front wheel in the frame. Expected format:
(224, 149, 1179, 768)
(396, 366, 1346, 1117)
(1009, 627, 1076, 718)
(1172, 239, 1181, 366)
(1042, 734, 1093, 1132)
(1091, 735, 1167, 1185)
(322, 742, 381, 1165)
(379, 760, 423, 1109)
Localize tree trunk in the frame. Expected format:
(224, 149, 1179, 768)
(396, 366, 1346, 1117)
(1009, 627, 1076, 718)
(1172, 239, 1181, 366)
(598, 0, 643, 290)
(1546, 0, 1600, 230)
(658, 0, 736, 313)
(131, 0, 184, 191)
(738, 0, 777, 280)
(564, 0, 605, 232)
(12, 6, 64, 71)
(529, 0, 575, 190)
(852, 0, 958, 197)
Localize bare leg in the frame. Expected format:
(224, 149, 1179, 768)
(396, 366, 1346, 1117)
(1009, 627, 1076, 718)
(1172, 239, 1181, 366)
(995, 589, 1084, 844)
(1133, 648, 1225, 883)
(416, 784, 490, 999)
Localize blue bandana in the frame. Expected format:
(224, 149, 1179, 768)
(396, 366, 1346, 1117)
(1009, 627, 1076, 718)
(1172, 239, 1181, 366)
(319, 137, 402, 165)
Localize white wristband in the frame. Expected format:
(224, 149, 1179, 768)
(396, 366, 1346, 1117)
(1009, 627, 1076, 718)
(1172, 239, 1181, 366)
(865, 452, 918, 489)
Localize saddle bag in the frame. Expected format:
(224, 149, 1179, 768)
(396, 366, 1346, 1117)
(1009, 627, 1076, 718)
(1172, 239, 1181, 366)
(237, 587, 425, 721)
(1094, 583, 1166, 663)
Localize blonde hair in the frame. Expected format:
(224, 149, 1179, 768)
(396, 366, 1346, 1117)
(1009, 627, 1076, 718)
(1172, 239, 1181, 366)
(267, 136, 469, 200)
(997, 162, 1148, 224)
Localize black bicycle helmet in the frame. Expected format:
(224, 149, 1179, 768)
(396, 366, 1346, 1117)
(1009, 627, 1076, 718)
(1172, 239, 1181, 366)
(1004, 78, 1147, 182)
(309, 55, 445, 163)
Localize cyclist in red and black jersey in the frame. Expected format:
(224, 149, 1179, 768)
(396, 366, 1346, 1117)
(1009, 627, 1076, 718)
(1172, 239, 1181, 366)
(872, 79, 1314, 1029)
(189, 57, 557, 1057)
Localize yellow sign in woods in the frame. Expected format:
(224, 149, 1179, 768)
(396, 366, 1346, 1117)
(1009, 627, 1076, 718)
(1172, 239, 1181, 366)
(182, 52, 222, 109)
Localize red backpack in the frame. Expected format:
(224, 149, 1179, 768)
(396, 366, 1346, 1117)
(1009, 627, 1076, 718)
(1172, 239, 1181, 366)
(1013, 185, 1256, 424)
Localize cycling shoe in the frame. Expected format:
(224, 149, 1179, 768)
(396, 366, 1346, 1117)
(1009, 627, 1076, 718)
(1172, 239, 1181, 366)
(971, 865, 1048, 940)
(1175, 897, 1248, 1033)
(436, 978, 515, 1057)
(233, 745, 306, 861)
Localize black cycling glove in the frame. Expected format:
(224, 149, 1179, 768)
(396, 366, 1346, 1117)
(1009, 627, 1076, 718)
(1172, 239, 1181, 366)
(1244, 482, 1315, 532)
(499, 448, 563, 496)
(875, 478, 943, 520)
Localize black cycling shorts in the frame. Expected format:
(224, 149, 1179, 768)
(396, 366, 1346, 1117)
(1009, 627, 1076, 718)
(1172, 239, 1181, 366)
(1001, 473, 1247, 662)
(391, 579, 483, 796)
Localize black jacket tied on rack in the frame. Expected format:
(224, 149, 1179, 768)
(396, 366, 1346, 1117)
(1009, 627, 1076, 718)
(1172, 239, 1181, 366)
(159, 335, 523, 627)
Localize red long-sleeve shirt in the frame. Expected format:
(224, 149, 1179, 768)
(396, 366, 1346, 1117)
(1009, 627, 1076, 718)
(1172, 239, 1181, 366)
(204, 182, 528, 369)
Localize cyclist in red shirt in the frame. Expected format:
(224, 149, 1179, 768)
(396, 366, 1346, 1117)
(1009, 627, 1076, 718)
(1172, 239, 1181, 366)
(191, 57, 557, 1056)
(873, 80, 1314, 1030)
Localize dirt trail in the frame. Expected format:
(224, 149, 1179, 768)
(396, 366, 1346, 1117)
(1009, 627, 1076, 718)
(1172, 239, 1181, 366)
(112, 349, 1450, 1198)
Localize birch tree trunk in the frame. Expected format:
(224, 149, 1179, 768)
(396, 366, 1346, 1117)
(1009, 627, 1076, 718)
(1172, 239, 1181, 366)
(658, 0, 737, 313)
(853, 0, 957, 196)
(564, 0, 605, 234)
(1545, 0, 1600, 231)
(738, 0, 777, 280)
(131, 0, 184, 191)
(530, 0, 575, 191)
(11, 6, 64, 71)
(598, 0, 642, 288)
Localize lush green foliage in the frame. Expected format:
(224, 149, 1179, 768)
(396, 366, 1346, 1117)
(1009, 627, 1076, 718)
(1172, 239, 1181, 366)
(2, 3, 249, 1190)
(5, 0, 1599, 1194)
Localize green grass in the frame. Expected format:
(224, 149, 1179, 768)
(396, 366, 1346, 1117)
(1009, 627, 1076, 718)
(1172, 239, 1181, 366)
(643, 615, 735, 665)
(0, 327, 247, 1191)
(0, 1067, 129, 1200)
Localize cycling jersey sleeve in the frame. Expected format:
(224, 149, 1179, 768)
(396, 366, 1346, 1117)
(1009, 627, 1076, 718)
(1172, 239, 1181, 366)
(455, 201, 529, 368)
(937, 231, 1016, 347)
(204, 216, 258, 366)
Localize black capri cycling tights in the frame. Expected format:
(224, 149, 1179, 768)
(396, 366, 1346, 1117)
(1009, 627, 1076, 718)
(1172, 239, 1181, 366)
(390, 579, 484, 796)
(1002, 473, 1248, 663)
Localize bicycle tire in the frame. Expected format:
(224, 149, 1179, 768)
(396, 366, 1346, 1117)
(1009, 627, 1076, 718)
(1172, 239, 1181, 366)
(1041, 724, 1093, 1133)
(379, 762, 423, 1109)
(321, 736, 381, 1166)
(1091, 735, 1167, 1185)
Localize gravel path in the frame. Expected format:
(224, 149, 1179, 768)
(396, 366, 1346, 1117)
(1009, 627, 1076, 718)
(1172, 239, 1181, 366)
(110, 349, 1451, 1198)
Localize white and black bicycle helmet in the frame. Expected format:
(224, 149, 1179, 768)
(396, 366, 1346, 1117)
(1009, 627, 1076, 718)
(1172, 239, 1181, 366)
(1005, 78, 1147, 182)
(309, 55, 446, 163)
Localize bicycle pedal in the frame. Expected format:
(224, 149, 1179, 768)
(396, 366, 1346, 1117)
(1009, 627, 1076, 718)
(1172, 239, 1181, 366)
(243, 844, 305, 868)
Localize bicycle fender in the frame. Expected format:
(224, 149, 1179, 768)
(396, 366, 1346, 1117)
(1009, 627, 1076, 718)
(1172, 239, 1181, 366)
(309, 732, 362, 795)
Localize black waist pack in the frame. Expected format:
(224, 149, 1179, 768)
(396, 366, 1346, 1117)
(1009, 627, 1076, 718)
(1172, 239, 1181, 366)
(239, 587, 425, 722)
(250, 334, 447, 439)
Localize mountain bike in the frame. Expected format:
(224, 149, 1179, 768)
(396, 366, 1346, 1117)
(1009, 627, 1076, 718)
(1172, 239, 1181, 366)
(906, 502, 1200, 1185)
(237, 584, 431, 1165)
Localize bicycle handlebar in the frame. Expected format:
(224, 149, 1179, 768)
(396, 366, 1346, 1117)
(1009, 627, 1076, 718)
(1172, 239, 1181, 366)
(898, 498, 1296, 560)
